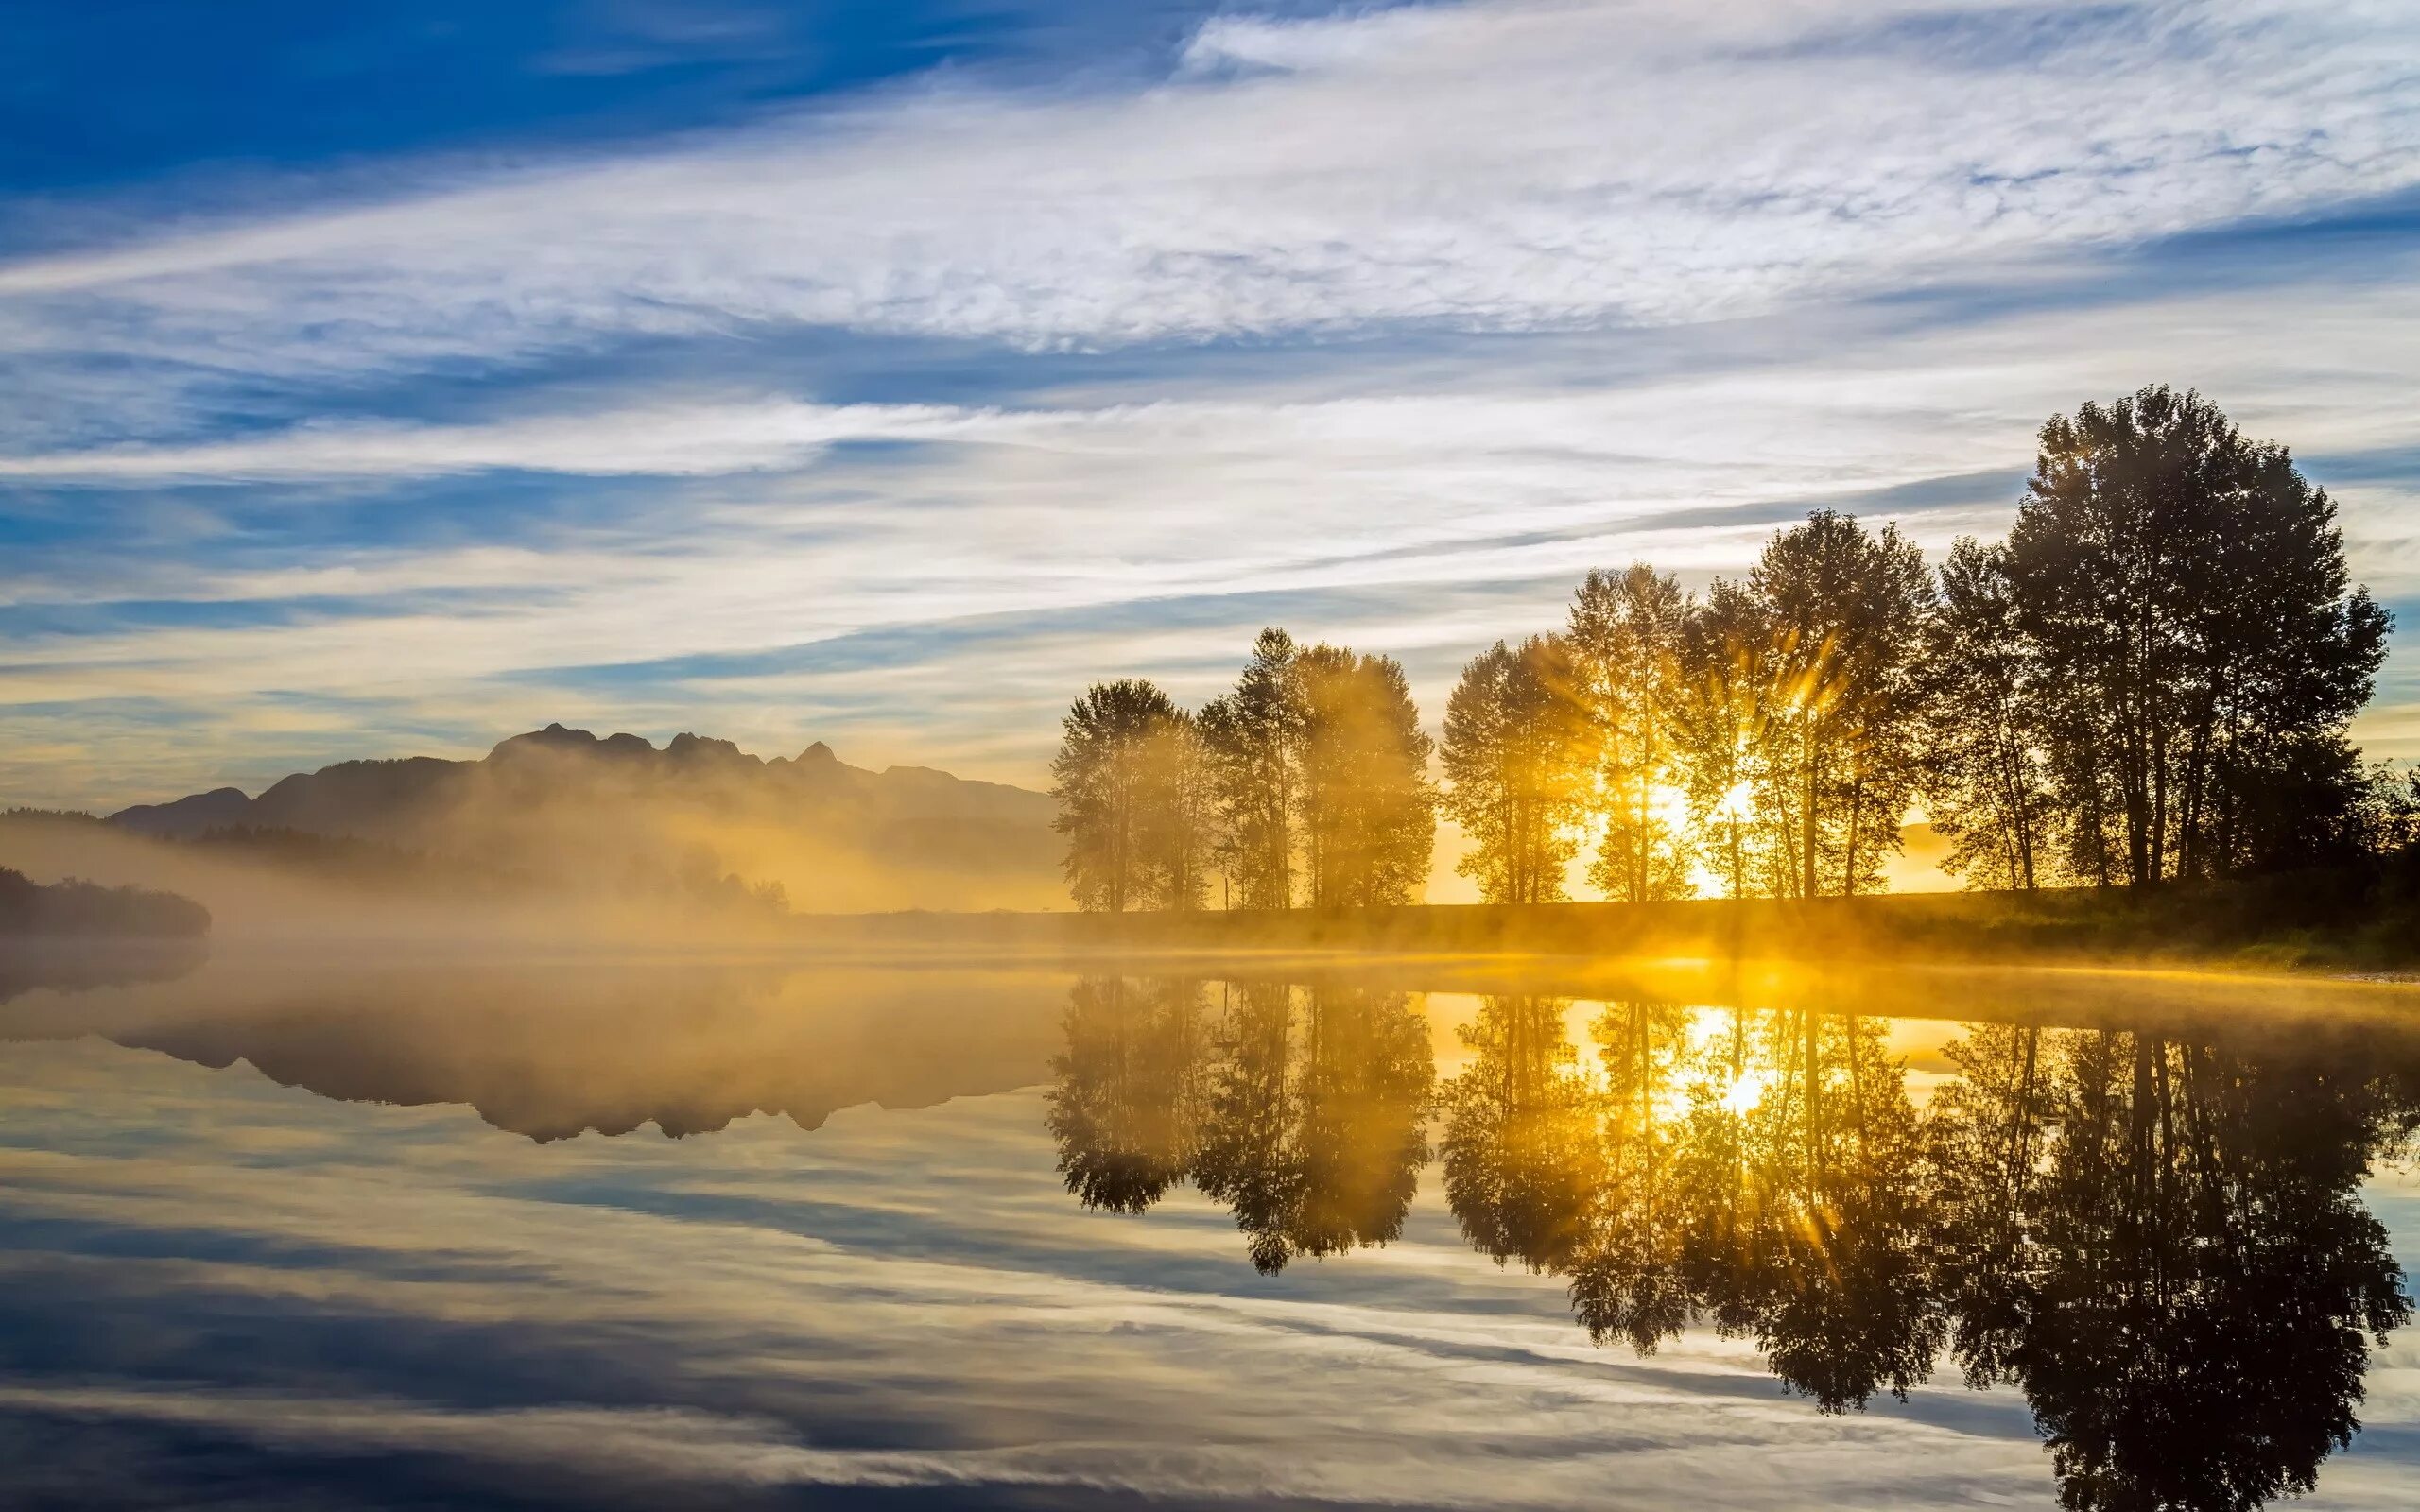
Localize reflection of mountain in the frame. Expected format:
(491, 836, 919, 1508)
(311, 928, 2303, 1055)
(105, 723, 1061, 912)
(0, 936, 207, 1004)
(0, 959, 1064, 1142)
(1053, 978, 2420, 1511)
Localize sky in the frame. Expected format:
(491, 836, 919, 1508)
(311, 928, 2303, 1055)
(4, 0, 2420, 812)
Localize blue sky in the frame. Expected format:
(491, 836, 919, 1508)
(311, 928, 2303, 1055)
(4, 0, 2419, 812)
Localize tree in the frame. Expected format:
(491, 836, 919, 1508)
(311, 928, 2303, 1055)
(1670, 580, 1782, 899)
(1749, 510, 1933, 897)
(1441, 635, 1592, 903)
(1050, 679, 1184, 912)
(1567, 565, 1695, 902)
(1295, 645, 1437, 908)
(1137, 708, 1215, 909)
(1201, 629, 1305, 908)
(2007, 386, 2390, 886)
(1922, 539, 2054, 889)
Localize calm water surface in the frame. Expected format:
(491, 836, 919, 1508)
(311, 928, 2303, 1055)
(4, 951, 2417, 1510)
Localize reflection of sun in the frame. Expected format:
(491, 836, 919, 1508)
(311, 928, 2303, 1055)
(1719, 1067, 1773, 1115)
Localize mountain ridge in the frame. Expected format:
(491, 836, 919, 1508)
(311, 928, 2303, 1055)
(103, 723, 1062, 914)
(110, 722, 1052, 836)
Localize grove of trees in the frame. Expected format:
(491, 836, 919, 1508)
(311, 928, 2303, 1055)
(1052, 387, 2404, 909)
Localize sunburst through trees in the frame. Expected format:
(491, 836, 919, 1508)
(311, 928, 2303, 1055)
(1051, 387, 2402, 910)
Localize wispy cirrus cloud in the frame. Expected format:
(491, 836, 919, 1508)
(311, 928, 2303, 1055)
(3, 0, 2417, 441)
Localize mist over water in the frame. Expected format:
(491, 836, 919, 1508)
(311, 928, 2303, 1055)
(3, 949, 2415, 1510)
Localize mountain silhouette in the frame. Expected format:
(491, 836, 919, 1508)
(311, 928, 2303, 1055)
(103, 723, 1062, 913)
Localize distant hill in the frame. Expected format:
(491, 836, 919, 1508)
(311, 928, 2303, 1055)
(101, 724, 1063, 914)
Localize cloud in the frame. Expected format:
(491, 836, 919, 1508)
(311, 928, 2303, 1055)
(2, 0, 2416, 439)
(8, 254, 2420, 809)
(0, 402, 1003, 482)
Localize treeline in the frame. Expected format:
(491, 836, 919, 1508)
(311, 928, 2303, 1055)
(1053, 386, 2406, 909)
(0, 867, 211, 937)
(1051, 632, 1435, 910)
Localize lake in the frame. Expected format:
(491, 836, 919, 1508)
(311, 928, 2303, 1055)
(4, 950, 2417, 1510)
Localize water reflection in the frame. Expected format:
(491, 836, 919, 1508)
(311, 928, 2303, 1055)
(1051, 977, 2420, 1509)
(1, 957, 1065, 1140)
(1050, 979, 1432, 1272)
(1931, 1024, 2414, 1511)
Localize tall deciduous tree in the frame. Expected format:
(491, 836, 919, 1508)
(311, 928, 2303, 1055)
(1567, 565, 1695, 902)
(1051, 679, 1184, 912)
(1750, 510, 1932, 897)
(1137, 708, 1215, 909)
(1295, 644, 1438, 908)
(1441, 635, 1591, 903)
(1922, 539, 2053, 889)
(1201, 628, 1305, 908)
(2007, 387, 2390, 885)
(1671, 579, 1781, 899)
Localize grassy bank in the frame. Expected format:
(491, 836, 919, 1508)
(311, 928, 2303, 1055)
(822, 863, 2420, 975)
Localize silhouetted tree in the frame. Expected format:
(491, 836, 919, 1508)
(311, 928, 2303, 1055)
(1922, 539, 2054, 888)
(1567, 565, 1696, 902)
(1670, 580, 1783, 898)
(1201, 629, 1305, 908)
(2008, 386, 2390, 885)
(1137, 708, 1215, 909)
(1441, 635, 1592, 903)
(1750, 511, 1933, 898)
(1296, 644, 1438, 907)
(1052, 679, 1186, 912)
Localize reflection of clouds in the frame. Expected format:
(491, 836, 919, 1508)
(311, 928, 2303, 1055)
(0, 1039, 2067, 1508)
(6, 1024, 2419, 1509)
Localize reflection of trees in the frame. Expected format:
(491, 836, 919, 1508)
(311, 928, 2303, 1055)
(1682, 1010, 1944, 1412)
(1567, 1000, 1692, 1351)
(1046, 977, 1204, 1212)
(1047, 978, 1432, 1273)
(1932, 1026, 2414, 1512)
(1193, 983, 1434, 1273)
(1428, 999, 2415, 1507)
(1051, 980, 2418, 1511)
(1441, 996, 1602, 1272)
(1441, 1002, 1941, 1406)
